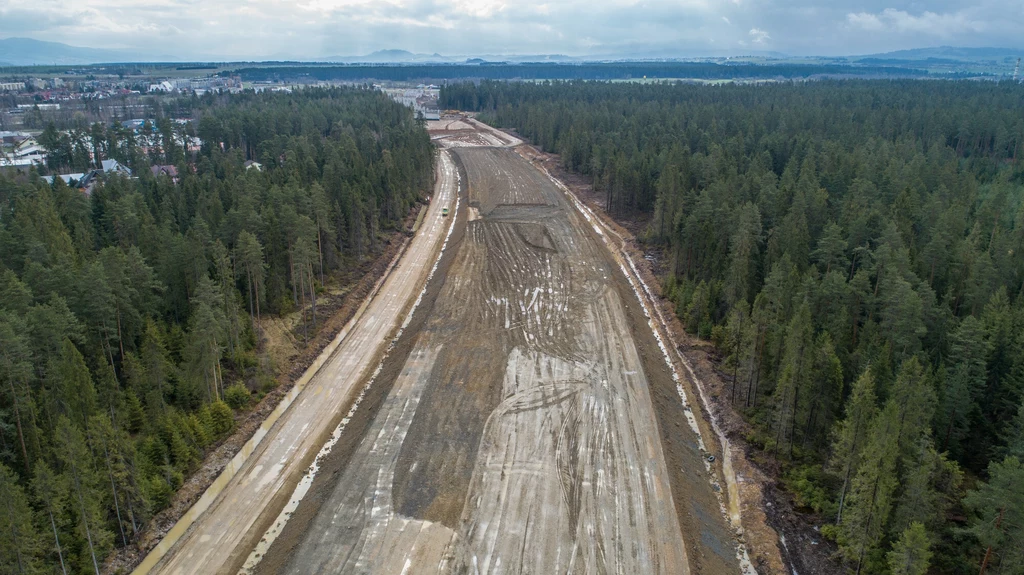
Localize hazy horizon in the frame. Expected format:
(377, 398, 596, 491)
(1, 0, 1022, 62)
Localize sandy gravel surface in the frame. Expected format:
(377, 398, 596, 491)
(259, 125, 739, 574)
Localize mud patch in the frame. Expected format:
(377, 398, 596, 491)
(515, 222, 557, 252)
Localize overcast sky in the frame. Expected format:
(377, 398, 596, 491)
(1, 0, 1022, 59)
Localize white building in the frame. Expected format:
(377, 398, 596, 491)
(101, 158, 132, 176)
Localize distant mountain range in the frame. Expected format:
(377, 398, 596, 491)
(321, 50, 446, 63)
(0, 37, 179, 66)
(322, 49, 449, 63)
(853, 46, 1020, 63)
(0, 37, 1019, 67)
(320, 50, 581, 64)
(0, 40, 578, 66)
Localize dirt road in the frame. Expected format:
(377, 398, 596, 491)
(257, 122, 741, 574)
(135, 151, 459, 575)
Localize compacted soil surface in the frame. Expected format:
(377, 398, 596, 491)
(258, 121, 740, 575)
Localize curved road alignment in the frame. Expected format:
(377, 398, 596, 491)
(133, 150, 459, 575)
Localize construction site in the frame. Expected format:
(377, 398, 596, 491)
(136, 117, 749, 575)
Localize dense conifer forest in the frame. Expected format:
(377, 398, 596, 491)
(442, 79, 1024, 574)
(0, 87, 433, 572)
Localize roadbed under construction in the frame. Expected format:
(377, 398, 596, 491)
(255, 135, 741, 574)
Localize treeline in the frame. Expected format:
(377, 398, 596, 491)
(225, 61, 931, 84)
(0, 87, 433, 572)
(443, 79, 1024, 574)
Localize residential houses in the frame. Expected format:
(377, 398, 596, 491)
(0, 133, 45, 167)
(151, 164, 179, 183)
(41, 157, 134, 195)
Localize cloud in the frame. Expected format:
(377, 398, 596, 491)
(846, 8, 985, 36)
(749, 27, 770, 43)
(0, 0, 1021, 59)
(0, 6, 83, 34)
(846, 12, 883, 31)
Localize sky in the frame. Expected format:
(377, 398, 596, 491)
(1, 0, 1022, 59)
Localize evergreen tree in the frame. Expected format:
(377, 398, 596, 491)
(53, 416, 112, 575)
(234, 231, 266, 325)
(812, 221, 850, 275)
(840, 400, 900, 573)
(940, 316, 990, 458)
(31, 463, 69, 575)
(0, 463, 43, 574)
(800, 333, 844, 452)
(964, 456, 1024, 574)
(87, 414, 147, 545)
(185, 276, 227, 403)
(841, 358, 935, 573)
(891, 439, 961, 536)
(772, 302, 813, 458)
(887, 522, 931, 575)
(1007, 402, 1024, 459)
(831, 369, 878, 524)
(725, 203, 762, 306)
(0, 314, 36, 473)
(48, 340, 97, 432)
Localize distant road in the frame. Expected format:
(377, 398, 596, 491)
(135, 150, 459, 575)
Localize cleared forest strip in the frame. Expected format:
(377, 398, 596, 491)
(261, 141, 698, 574)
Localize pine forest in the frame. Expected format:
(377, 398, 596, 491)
(0, 87, 434, 572)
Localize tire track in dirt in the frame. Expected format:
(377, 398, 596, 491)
(253, 121, 742, 575)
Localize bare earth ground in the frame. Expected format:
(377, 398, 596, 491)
(130, 118, 819, 575)
(256, 121, 740, 574)
(518, 139, 843, 575)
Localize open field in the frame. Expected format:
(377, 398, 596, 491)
(255, 121, 740, 574)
